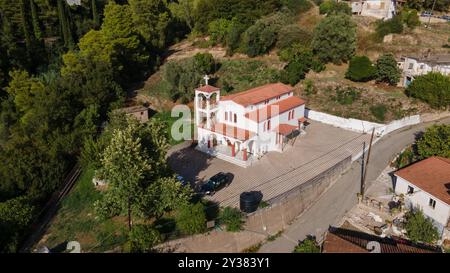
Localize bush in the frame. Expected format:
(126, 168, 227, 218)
(241, 12, 291, 57)
(345, 56, 376, 82)
(416, 124, 450, 159)
(128, 224, 162, 253)
(281, 59, 309, 85)
(175, 202, 206, 235)
(376, 16, 404, 39)
(293, 236, 320, 253)
(282, 0, 313, 14)
(219, 207, 244, 232)
(208, 19, 232, 45)
(401, 9, 421, 28)
(193, 52, 216, 75)
(319, 0, 335, 14)
(334, 87, 361, 105)
(370, 104, 388, 122)
(405, 72, 450, 109)
(312, 14, 357, 64)
(405, 210, 440, 243)
(319, 1, 351, 15)
(276, 25, 313, 50)
(375, 53, 401, 85)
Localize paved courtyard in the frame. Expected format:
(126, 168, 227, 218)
(167, 121, 372, 207)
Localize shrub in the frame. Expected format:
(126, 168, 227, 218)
(293, 236, 320, 253)
(281, 59, 309, 85)
(128, 224, 162, 253)
(416, 124, 450, 159)
(345, 56, 376, 82)
(370, 104, 388, 122)
(219, 207, 244, 232)
(175, 202, 206, 235)
(334, 87, 361, 105)
(276, 25, 313, 50)
(319, 1, 351, 15)
(405, 72, 450, 109)
(319, 0, 335, 14)
(241, 12, 292, 57)
(304, 80, 317, 96)
(282, 0, 313, 14)
(312, 14, 357, 64)
(405, 210, 440, 243)
(376, 16, 404, 39)
(208, 19, 232, 45)
(375, 53, 401, 85)
(193, 52, 216, 74)
(402, 9, 421, 28)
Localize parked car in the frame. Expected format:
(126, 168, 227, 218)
(200, 172, 233, 195)
(176, 175, 188, 187)
(421, 11, 433, 17)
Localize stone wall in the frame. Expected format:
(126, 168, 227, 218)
(245, 156, 352, 235)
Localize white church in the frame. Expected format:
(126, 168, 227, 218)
(194, 76, 307, 167)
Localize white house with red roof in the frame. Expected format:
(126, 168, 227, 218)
(394, 156, 450, 237)
(194, 76, 306, 167)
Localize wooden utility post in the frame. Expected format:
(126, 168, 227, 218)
(361, 128, 375, 198)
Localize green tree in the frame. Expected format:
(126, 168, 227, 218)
(169, 0, 196, 31)
(193, 52, 215, 74)
(95, 119, 151, 230)
(140, 177, 193, 218)
(376, 15, 403, 40)
(208, 19, 232, 45)
(0, 196, 35, 252)
(319, 0, 335, 14)
(375, 53, 401, 85)
(92, 0, 100, 28)
(129, 0, 171, 50)
(128, 224, 162, 252)
(312, 14, 356, 64)
(405, 72, 450, 109)
(219, 207, 244, 232)
(293, 236, 320, 253)
(416, 124, 450, 159)
(241, 12, 291, 57)
(345, 56, 376, 82)
(405, 210, 440, 243)
(175, 202, 206, 235)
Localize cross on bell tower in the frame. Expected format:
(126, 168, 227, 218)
(203, 75, 210, 85)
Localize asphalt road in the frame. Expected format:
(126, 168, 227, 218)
(259, 117, 450, 253)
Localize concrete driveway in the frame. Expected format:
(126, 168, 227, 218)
(258, 117, 450, 253)
(168, 121, 372, 207)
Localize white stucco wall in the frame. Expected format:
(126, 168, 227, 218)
(305, 109, 420, 137)
(395, 175, 450, 231)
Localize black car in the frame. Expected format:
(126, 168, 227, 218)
(200, 172, 233, 195)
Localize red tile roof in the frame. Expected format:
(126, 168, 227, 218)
(245, 96, 305, 123)
(222, 83, 294, 107)
(273, 124, 298, 136)
(394, 156, 450, 205)
(323, 226, 440, 253)
(205, 123, 255, 141)
(196, 84, 220, 93)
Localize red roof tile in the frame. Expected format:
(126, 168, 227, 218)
(395, 156, 450, 205)
(245, 96, 305, 122)
(323, 226, 440, 253)
(196, 84, 220, 93)
(273, 124, 298, 136)
(204, 123, 255, 141)
(222, 83, 293, 106)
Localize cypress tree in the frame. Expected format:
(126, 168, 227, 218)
(29, 0, 42, 40)
(57, 0, 73, 48)
(19, 0, 33, 52)
(92, 0, 100, 28)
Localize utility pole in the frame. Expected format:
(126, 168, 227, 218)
(361, 128, 375, 198)
(426, 0, 437, 28)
